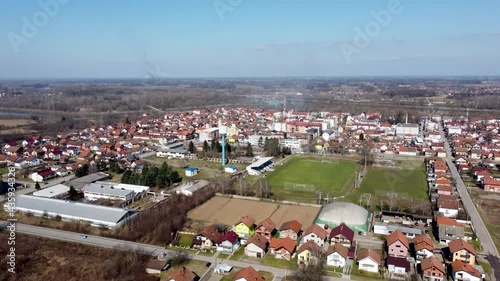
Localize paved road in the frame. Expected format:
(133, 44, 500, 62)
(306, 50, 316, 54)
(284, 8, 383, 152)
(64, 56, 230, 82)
(2, 221, 344, 281)
(439, 123, 500, 280)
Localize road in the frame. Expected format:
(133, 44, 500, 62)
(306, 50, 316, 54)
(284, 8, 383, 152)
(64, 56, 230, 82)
(2, 221, 344, 281)
(439, 123, 500, 280)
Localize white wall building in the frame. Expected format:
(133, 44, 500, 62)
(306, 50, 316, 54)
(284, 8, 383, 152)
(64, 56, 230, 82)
(176, 180, 210, 196)
(396, 124, 419, 137)
(32, 184, 70, 198)
(246, 157, 273, 176)
(82, 183, 134, 204)
(199, 127, 219, 142)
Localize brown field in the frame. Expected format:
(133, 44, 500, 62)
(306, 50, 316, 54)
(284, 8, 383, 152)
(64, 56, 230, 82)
(0, 119, 36, 127)
(188, 196, 320, 227)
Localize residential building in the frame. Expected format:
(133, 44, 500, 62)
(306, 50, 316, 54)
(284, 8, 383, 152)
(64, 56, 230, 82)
(326, 243, 349, 268)
(357, 249, 381, 274)
(436, 216, 464, 244)
(244, 234, 268, 258)
(413, 234, 434, 260)
(450, 260, 482, 281)
(297, 240, 322, 265)
(386, 229, 410, 258)
(166, 266, 198, 281)
(269, 237, 296, 260)
(145, 257, 171, 275)
(301, 224, 328, 247)
(234, 216, 256, 239)
(329, 223, 354, 247)
(232, 266, 265, 281)
(437, 195, 459, 218)
(217, 231, 240, 254)
(192, 225, 223, 249)
(448, 239, 476, 265)
(279, 220, 302, 240)
(255, 218, 276, 240)
(386, 256, 410, 275)
(420, 257, 445, 281)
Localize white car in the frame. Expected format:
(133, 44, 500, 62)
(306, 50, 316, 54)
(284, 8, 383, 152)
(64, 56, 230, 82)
(80, 234, 88, 239)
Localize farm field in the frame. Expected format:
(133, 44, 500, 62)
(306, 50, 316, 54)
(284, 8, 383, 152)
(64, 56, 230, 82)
(347, 164, 428, 204)
(188, 196, 320, 228)
(0, 118, 36, 127)
(267, 156, 358, 202)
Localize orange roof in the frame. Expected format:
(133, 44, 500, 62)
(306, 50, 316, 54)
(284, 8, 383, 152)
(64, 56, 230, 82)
(279, 220, 302, 234)
(166, 266, 197, 281)
(448, 239, 476, 256)
(269, 237, 296, 254)
(232, 266, 265, 281)
(297, 240, 322, 256)
(420, 257, 444, 273)
(245, 234, 268, 250)
(357, 249, 381, 265)
(436, 216, 461, 227)
(257, 218, 276, 232)
(450, 260, 481, 278)
(237, 215, 256, 228)
(327, 243, 349, 259)
(413, 234, 433, 252)
(386, 229, 409, 249)
(303, 225, 328, 240)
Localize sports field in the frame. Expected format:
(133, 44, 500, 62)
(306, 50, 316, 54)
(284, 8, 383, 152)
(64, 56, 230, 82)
(348, 165, 428, 202)
(266, 156, 358, 202)
(188, 196, 320, 227)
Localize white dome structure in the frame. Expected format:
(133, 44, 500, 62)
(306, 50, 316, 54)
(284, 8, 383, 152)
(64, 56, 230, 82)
(314, 202, 371, 232)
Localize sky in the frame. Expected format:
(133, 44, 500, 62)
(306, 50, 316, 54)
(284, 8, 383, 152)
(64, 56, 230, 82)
(0, 0, 499, 78)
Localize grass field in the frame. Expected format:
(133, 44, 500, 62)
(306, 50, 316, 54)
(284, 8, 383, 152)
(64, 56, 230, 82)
(347, 165, 428, 205)
(188, 196, 320, 228)
(267, 156, 358, 202)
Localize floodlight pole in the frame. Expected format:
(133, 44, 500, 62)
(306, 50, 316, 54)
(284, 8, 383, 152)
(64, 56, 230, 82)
(222, 133, 226, 167)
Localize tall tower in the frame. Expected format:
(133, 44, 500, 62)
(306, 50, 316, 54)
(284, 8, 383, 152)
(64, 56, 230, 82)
(219, 123, 228, 167)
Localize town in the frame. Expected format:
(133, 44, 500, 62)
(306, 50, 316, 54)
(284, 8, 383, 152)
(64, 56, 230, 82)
(1, 106, 499, 281)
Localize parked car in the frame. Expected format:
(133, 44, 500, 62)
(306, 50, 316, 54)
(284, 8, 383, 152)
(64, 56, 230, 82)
(205, 262, 211, 268)
(80, 234, 88, 239)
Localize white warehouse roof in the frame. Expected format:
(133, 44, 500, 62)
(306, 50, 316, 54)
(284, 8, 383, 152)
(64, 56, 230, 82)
(33, 184, 70, 198)
(5, 195, 136, 228)
(82, 183, 134, 197)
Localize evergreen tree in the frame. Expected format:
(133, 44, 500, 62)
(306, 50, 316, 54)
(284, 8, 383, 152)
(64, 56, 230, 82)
(121, 170, 132, 184)
(68, 185, 78, 201)
(359, 132, 365, 141)
(258, 136, 263, 147)
(203, 140, 210, 152)
(35, 182, 41, 190)
(246, 143, 254, 157)
(188, 141, 195, 153)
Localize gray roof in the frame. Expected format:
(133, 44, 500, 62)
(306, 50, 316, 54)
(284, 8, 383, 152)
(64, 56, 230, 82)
(438, 224, 464, 239)
(8, 195, 136, 225)
(82, 183, 134, 197)
(66, 172, 110, 189)
(177, 180, 210, 193)
(386, 224, 422, 235)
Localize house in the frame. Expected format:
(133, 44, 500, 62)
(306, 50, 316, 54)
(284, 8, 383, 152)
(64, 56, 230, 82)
(234, 216, 255, 239)
(450, 260, 482, 281)
(232, 266, 265, 281)
(217, 231, 240, 254)
(157, 148, 189, 159)
(213, 263, 233, 274)
(437, 216, 465, 244)
(192, 225, 223, 249)
(413, 234, 434, 260)
(437, 195, 459, 218)
(326, 243, 349, 268)
(386, 229, 410, 258)
(420, 257, 445, 281)
(269, 237, 296, 260)
(357, 249, 382, 273)
(301, 224, 328, 247)
(329, 223, 354, 247)
(437, 185, 453, 196)
(145, 257, 171, 275)
(185, 167, 198, 177)
(244, 234, 268, 258)
(483, 177, 500, 192)
(279, 220, 302, 240)
(448, 239, 476, 265)
(166, 266, 199, 281)
(31, 169, 56, 182)
(255, 218, 276, 241)
(386, 256, 410, 275)
(297, 240, 322, 265)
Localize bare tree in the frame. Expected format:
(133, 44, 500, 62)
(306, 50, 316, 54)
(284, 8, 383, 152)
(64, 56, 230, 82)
(289, 264, 325, 281)
(407, 197, 418, 214)
(386, 193, 398, 212)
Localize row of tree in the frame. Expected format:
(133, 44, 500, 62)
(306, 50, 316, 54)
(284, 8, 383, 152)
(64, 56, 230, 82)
(121, 163, 181, 188)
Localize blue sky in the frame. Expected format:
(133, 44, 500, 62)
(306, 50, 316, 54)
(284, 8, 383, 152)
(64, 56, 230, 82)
(0, 0, 499, 78)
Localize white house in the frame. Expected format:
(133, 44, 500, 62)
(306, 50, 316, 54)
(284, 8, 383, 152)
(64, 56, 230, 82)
(326, 243, 348, 268)
(217, 231, 240, 254)
(357, 249, 381, 274)
(301, 225, 327, 248)
(451, 260, 483, 281)
(156, 148, 189, 159)
(438, 195, 459, 218)
(185, 167, 198, 177)
(244, 234, 267, 258)
(386, 256, 410, 275)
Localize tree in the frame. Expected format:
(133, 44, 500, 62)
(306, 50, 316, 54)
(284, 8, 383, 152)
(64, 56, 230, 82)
(69, 185, 78, 201)
(359, 132, 365, 141)
(188, 141, 195, 153)
(245, 143, 254, 157)
(289, 264, 325, 281)
(357, 140, 374, 169)
(35, 182, 41, 190)
(202, 140, 210, 153)
(258, 136, 264, 147)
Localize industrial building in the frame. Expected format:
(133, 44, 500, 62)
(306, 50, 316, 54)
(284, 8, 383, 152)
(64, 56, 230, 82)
(315, 202, 372, 233)
(176, 180, 210, 196)
(246, 157, 274, 176)
(4, 195, 137, 228)
(82, 181, 150, 205)
(33, 184, 70, 198)
(65, 172, 110, 189)
(198, 127, 219, 142)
